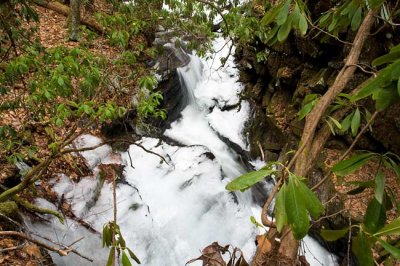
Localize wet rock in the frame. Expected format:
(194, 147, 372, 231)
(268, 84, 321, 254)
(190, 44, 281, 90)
(153, 30, 190, 75)
(150, 69, 188, 129)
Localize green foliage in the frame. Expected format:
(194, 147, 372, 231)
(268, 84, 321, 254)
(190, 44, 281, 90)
(298, 94, 319, 120)
(277, 173, 324, 239)
(136, 75, 166, 121)
(259, 0, 309, 44)
(332, 152, 376, 176)
(229, 163, 324, 240)
(225, 163, 277, 191)
(318, 0, 366, 37)
(103, 222, 141, 265)
(320, 228, 349, 241)
(353, 44, 400, 110)
(352, 230, 374, 266)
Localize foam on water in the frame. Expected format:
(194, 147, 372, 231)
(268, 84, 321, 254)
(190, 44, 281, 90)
(25, 37, 337, 266)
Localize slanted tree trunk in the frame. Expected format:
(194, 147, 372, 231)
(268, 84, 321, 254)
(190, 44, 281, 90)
(69, 0, 80, 41)
(276, 8, 379, 262)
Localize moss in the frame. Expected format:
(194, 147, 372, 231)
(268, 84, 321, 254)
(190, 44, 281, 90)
(0, 201, 19, 219)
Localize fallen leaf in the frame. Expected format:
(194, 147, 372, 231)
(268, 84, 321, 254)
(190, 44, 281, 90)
(256, 234, 271, 254)
(23, 244, 42, 258)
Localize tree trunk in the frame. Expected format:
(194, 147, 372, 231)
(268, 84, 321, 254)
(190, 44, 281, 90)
(33, 0, 106, 35)
(69, 0, 80, 41)
(276, 8, 379, 262)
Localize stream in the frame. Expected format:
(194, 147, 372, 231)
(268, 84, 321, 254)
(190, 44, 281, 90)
(25, 38, 337, 266)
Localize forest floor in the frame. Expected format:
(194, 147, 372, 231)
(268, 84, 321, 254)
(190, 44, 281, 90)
(0, 1, 138, 265)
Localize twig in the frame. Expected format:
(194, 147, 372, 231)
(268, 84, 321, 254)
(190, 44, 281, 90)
(257, 141, 265, 162)
(29, 232, 94, 262)
(375, 15, 400, 26)
(61, 138, 169, 165)
(0, 212, 22, 228)
(347, 64, 377, 76)
(0, 231, 93, 262)
(67, 236, 85, 247)
(307, 17, 352, 45)
(261, 177, 283, 227)
(193, 0, 235, 67)
(111, 165, 117, 266)
(312, 209, 346, 225)
(0, 243, 25, 253)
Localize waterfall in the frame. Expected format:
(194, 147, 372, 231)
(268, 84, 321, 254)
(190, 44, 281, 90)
(25, 38, 337, 266)
(176, 54, 202, 107)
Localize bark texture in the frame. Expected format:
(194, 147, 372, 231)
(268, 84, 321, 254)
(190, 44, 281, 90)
(69, 0, 80, 41)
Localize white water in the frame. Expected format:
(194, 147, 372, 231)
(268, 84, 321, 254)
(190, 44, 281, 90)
(26, 38, 337, 266)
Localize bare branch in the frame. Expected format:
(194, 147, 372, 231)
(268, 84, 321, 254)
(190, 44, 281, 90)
(0, 231, 93, 262)
(61, 138, 170, 165)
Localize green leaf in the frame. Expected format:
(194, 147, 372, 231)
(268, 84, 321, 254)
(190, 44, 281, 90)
(274, 185, 287, 233)
(374, 171, 385, 204)
(367, 0, 385, 9)
(332, 153, 375, 176)
(276, 0, 291, 26)
(291, 3, 300, 26)
(351, 108, 360, 136)
(57, 76, 64, 86)
(378, 239, 400, 259)
(261, 0, 285, 26)
(364, 198, 386, 234)
(353, 61, 400, 101)
(285, 175, 309, 239)
(106, 247, 115, 266)
(56, 118, 63, 126)
(351, 7, 362, 31)
(296, 178, 324, 219)
(277, 15, 293, 42)
(372, 51, 400, 66)
(321, 228, 349, 241)
(298, 14, 308, 36)
(352, 231, 374, 266)
(341, 112, 353, 132)
(102, 223, 113, 247)
(346, 180, 375, 195)
(372, 86, 399, 111)
(127, 248, 141, 264)
(328, 116, 342, 129)
(226, 169, 276, 191)
(397, 78, 400, 96)
(374, 219, 400, 237)
(298, 99, 317, 120)
(122, 251, 133, 266)
(250, 216, 264, 228)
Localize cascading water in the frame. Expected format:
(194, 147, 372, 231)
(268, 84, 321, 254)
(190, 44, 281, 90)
(26, 38, 337, 266)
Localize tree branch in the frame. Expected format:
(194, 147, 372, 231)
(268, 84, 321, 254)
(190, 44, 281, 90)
(0, 231, 93, 262)
(33, 0, 106, 35)
(277, 8, 379, 260)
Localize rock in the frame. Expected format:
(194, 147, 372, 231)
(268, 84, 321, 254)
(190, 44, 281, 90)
(371, 102, 400, 154)
(149, 69, 189, 130)
(0, 201, 20, 223)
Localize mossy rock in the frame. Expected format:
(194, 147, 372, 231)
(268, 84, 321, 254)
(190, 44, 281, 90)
(0, 201, 19, 218)
(0, 201, 22, 229)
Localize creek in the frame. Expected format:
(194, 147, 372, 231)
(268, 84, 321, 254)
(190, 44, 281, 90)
(25, 38, 337, 266)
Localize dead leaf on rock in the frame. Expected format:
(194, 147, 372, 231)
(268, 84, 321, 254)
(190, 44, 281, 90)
(24, 244, 42, 258)
(256, 234, 271, 254)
